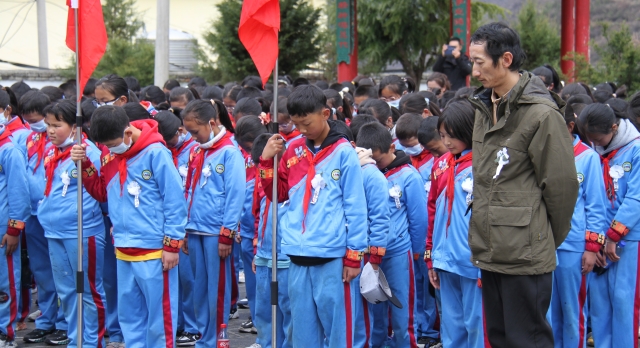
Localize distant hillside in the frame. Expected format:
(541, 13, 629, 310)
(478, 0, 640, 60)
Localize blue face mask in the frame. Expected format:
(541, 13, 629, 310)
(30, 119, 47, 132)
(109, 129, 131, 154)
(59, 131, 76, 149)
(387, 99, 400, 109)
(174, 132, 187, 149)
(403, 144, 424, 156)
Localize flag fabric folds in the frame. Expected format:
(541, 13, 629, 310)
(66, 0, 107, 101)
(238, 0, 280, 87)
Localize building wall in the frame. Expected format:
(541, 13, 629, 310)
(0, 0, 325, 71)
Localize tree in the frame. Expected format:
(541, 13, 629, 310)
(200, 0, 323, 83)
(64, 0, 155, 86)
(513, 0, 561, 72)
(357, 0, 504, 86)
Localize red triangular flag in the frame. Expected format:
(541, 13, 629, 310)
(238, 0, 280, 87)
(66, 0, 107, 102)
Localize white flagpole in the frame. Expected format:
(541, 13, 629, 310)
(72, 0, 84, 347)
(270, 59, 279, 347)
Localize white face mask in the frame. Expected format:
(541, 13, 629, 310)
(404, 144, 424, 156)
(30, 119, 47, 132)
(198, 124, 216, 149)
(59, 129, 77, 148)
(387, 99, 400, 109)
(0, 109, 9, 125)
(109, 129, 131, 154)
(175, 132, 187, 149)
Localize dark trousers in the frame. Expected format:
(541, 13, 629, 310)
(481, 270, 554, 348)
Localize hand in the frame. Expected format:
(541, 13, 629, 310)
(604, 238, 620, 262)
(1, 234, 19, 255)
(235, 234, 242, 243)
(343, 266, 360, 283)
(219, 243, 232, 259)
(162, 251, 179, 271)
(182, 239, 189, 255)
(71, 144, 87, 162)
(441, 44, 448, 57)
(452, 47, 461, 58)
(595, 251, 607, 268)
(428, 269, 440, 289)
(252, 258, 256, 274)
(582, 251, 597, 274)
(261, 134, 285, 160)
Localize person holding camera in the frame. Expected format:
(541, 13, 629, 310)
(433, 37, 472, 91)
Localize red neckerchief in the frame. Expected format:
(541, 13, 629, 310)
(115, 120, 166, 195)
(44, 147, 73, 197)
(410, 149, 433, 169)
(280, 129, 301, 143)
(185, 132, 233, 216)
(445, 151, 473, 228)
(171, 137, 194, 167)
(301, 145, 336, 232)
(601, 149, 620, 204)
(0, 127, 12, 143)
(29, 131, 47, 173)
(6, 117, 26, 133)
(260, 198, 271, 248)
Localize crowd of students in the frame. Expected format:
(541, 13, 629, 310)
(0, 30, 640, 348)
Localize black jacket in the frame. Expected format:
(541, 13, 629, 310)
(433, 54, 472, 91)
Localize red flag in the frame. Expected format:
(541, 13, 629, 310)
(238, 0, 280, 87)
(66, 0, 107, 102)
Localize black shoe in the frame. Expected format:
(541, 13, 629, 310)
(239, 317, 254, 333)
(417, 336, 441, 348)
(23, 328, 55, 343)
(44, 330, 71, 346)
(238, 298, 249, 309)
(176, 332, 199, 346)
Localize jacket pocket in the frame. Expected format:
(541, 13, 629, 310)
(488, 205, 532, 264)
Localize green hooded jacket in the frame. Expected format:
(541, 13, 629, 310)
(468, 72, 579, 275)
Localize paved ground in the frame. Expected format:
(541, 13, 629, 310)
(14, 277, 258, 348)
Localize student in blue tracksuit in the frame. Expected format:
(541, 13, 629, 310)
(0, 87, 30, 158)
(38, 100, 107, 348)
(551, 104, 608, 348)
(234, 116, 268, 336)
(156, 110, 200, 346)
(396, 113, 441, 347)
(577, 104, 640, 348)
(251, 133, 293, 348)
(357, 121, 427, 348)
(19, 91, 69, 345)
(180, 99, 245, 348)
(260, 86, 368, 347)
(350, 116, 392, 348)
(0, 121, 30, 347)
(72, 106, 187, 348)
(426, 100, 485, 348)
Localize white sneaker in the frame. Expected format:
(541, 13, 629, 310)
(229, 308, 240, 319)
(246, 344, 262, 348)
(31, 287, 37, 294)
(239, 271, 245, 283)
(106, 342, 126, 348)
(27, 310, 41, 322)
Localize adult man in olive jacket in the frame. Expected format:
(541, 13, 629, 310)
(467, 23, 579, 348)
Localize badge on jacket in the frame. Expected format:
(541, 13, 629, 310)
(127, 181, 141, 208)
(311, 174, 326, 205)
(493, 147, 510, 179)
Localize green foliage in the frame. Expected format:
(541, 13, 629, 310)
(513, 0, 561, 71)
(101, 0, 144, 41)
(65, 0, 154, 85)
(357, 0, 504, 85)
(472, 2, 507, 33)
(571, 23, 640, 94)
(200, 0, 323, 83)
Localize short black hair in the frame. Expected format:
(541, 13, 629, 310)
(90, 106, 130, 143)
(593, 89, 613, 104)
(354, 85, 378, 100)
(315, 81, 329, 90)
(437, 100, 475, 148)
(379, 75, 415, 96)
(170, 87, 195, 104)
(287, 85, 326, 117)
(163, 79, 180, 91)
(43, 99, 76, 126)
(417, 116, 441, 146)
(124, 76, 140, 92)
(123, 103, 151, 121)
(201, 86, 223, 101)
(140, 85, 167, 105)
(293, 78, 309, 87)
(11, 81, 31, 101)
(58, 80, 77, 100)
(470, 22, 526, 72)
(251, 133, 273, 164)
(189, 77, 207, 88)
(449, 37, 463, 45)
(84, 78, 97, 96)
(81, 98, 97, 124)
(349, 115, 378, 143)
(358, 98, 391, 125)
(96, 74, 138, 103)
(234, 97, 262, 119)
(155, 110, 183, 142)
(241, 76, 263, 90)
(40, 86, 65, 102)
(234, 115, 267, 146)
(395, 113, 423, 140)
(355, 122, 392, 154)
(331, 120, 354, 142)
(237, 87, 263, 101)
(19, 90, 50, 115)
